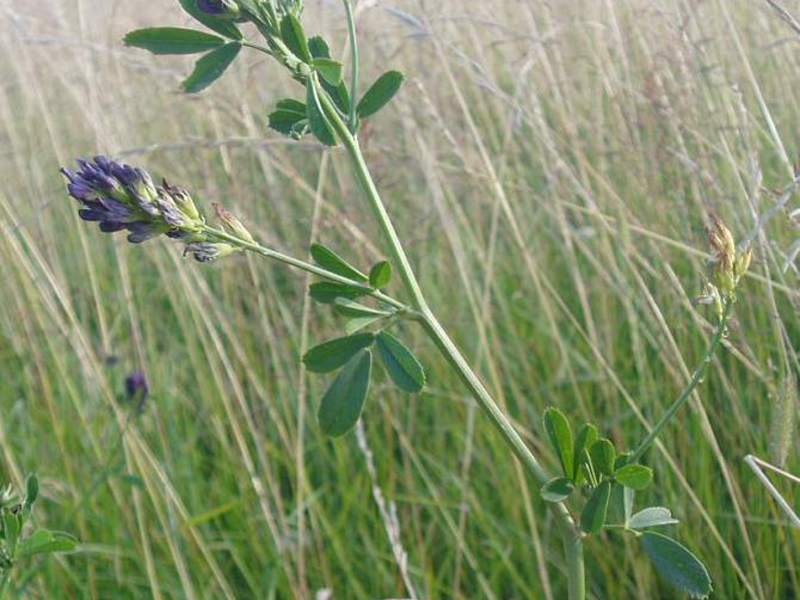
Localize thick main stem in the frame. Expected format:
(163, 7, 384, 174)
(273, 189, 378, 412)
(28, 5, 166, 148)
(318, 88, 585, 598)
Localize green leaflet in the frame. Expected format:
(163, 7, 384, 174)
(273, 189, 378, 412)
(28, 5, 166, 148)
(318, 349, 373, 437)
(543, 407, 574, 479)
(182, 42, 242, 93)
(615, 464, 653, 491)
(306, 77, 337, 146)
(540, 477, 574, 503)
(369, 261, 392, 288)
(280, 14, 311, 63)
(309, 282, 369, 304)
(16, 530, 79, 559)
(357, 71, 405, 118)
(376, 332, 425, 393)
(312, 58, 344, 86)
(580, 480, 611, 533)
(310, 243, 367, 281)
(124, 28, 225, 55)
(629, 507, 679, 530)
(303, 333, 376, 373)
(589, 438, 616, 477)
(641, 532, 712, 598)
(573, 423, 598, 482)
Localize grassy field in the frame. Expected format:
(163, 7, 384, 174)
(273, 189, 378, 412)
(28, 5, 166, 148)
(1, 0, 799, 598)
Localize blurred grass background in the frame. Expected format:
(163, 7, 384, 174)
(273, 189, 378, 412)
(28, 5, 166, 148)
(1, 0, 799, 598)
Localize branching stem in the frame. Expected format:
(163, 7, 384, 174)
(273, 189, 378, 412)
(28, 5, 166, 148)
(314, 81, 586, 599)
(201, 225, 407, 312)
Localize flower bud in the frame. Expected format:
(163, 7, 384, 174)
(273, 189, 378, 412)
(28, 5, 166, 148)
(214, 203, 255, 243)
(197, 0, 242, 19)
(184, 241, 238, 263)
(163, 181, 201, 221)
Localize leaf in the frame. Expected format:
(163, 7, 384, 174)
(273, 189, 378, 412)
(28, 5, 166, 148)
(269, 100, 307, 136)
(307, 35, 352, 114)
(124, 27, 225, 55)
(310, 244, 367, 282)
(303, 333, 375, 373)
(306, 77, 337, 146)
(580, 480, 611, 534)
(614, 452, 631, 470)
(629, 507, 680, 530)
(318, 349, 372, 437)
(641, 532, 712, 598)
(543, 407, 574, 479)
(178, 0, 242, 39)
(308, 36, 331, 59)
(333, 298, 393, 319)
(16, 530, 78, 558)
(313, 58, 344, 86)
(182, 42, 242, 93)
(540, 477, 574, 503)
(369, 261, 392, 289)
(573, 423, 598, 482)
(3, 512, 20, 549)
(589, 438, 616, 477)
(309, 282, 369, 304)
(280, 14, 312, 63)
(345, 316, 383, 335)
(376, 332, 425, 393)
(24, 473, 39, 510)
(357, 71, 405, 118)
(615, 464, 654, 491)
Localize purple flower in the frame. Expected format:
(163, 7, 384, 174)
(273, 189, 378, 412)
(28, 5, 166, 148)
(64, 156, 246, 264)
(125, 371, 149, 404)
(197, 0, 241, 18)
(62, 156, 202, 244)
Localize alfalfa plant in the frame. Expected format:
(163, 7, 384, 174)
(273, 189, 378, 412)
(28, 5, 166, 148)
(0, 474, 78, 598)
(60, 1, 754, 597)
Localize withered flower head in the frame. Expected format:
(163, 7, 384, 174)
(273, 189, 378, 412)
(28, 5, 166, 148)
(705, 214, 751, 298)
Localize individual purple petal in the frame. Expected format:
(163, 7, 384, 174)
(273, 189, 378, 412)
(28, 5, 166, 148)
(100, 221, 127, 233)
(78, 209, 105, 222)
(126, 222, 160, 244)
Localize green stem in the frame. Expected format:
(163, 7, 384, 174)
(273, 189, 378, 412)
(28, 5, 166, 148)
(629, 297, 733, 463)
(342, 0, 359, 130)
(201, 225, 407, 312)
(316, 82, 586, 599)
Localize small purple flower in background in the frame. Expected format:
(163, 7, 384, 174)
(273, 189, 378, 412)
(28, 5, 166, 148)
(125, 371, 149, 411)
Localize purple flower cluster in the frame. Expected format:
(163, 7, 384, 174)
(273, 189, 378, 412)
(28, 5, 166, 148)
(61, 156, 201, 244)
(63, 156, 249, 264)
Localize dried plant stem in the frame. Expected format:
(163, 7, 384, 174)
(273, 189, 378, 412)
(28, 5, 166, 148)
(317, 84, 586, 599)
(630, 298, 734, 463)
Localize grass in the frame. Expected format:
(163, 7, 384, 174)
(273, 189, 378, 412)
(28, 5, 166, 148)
(0, 0, 799, 597)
